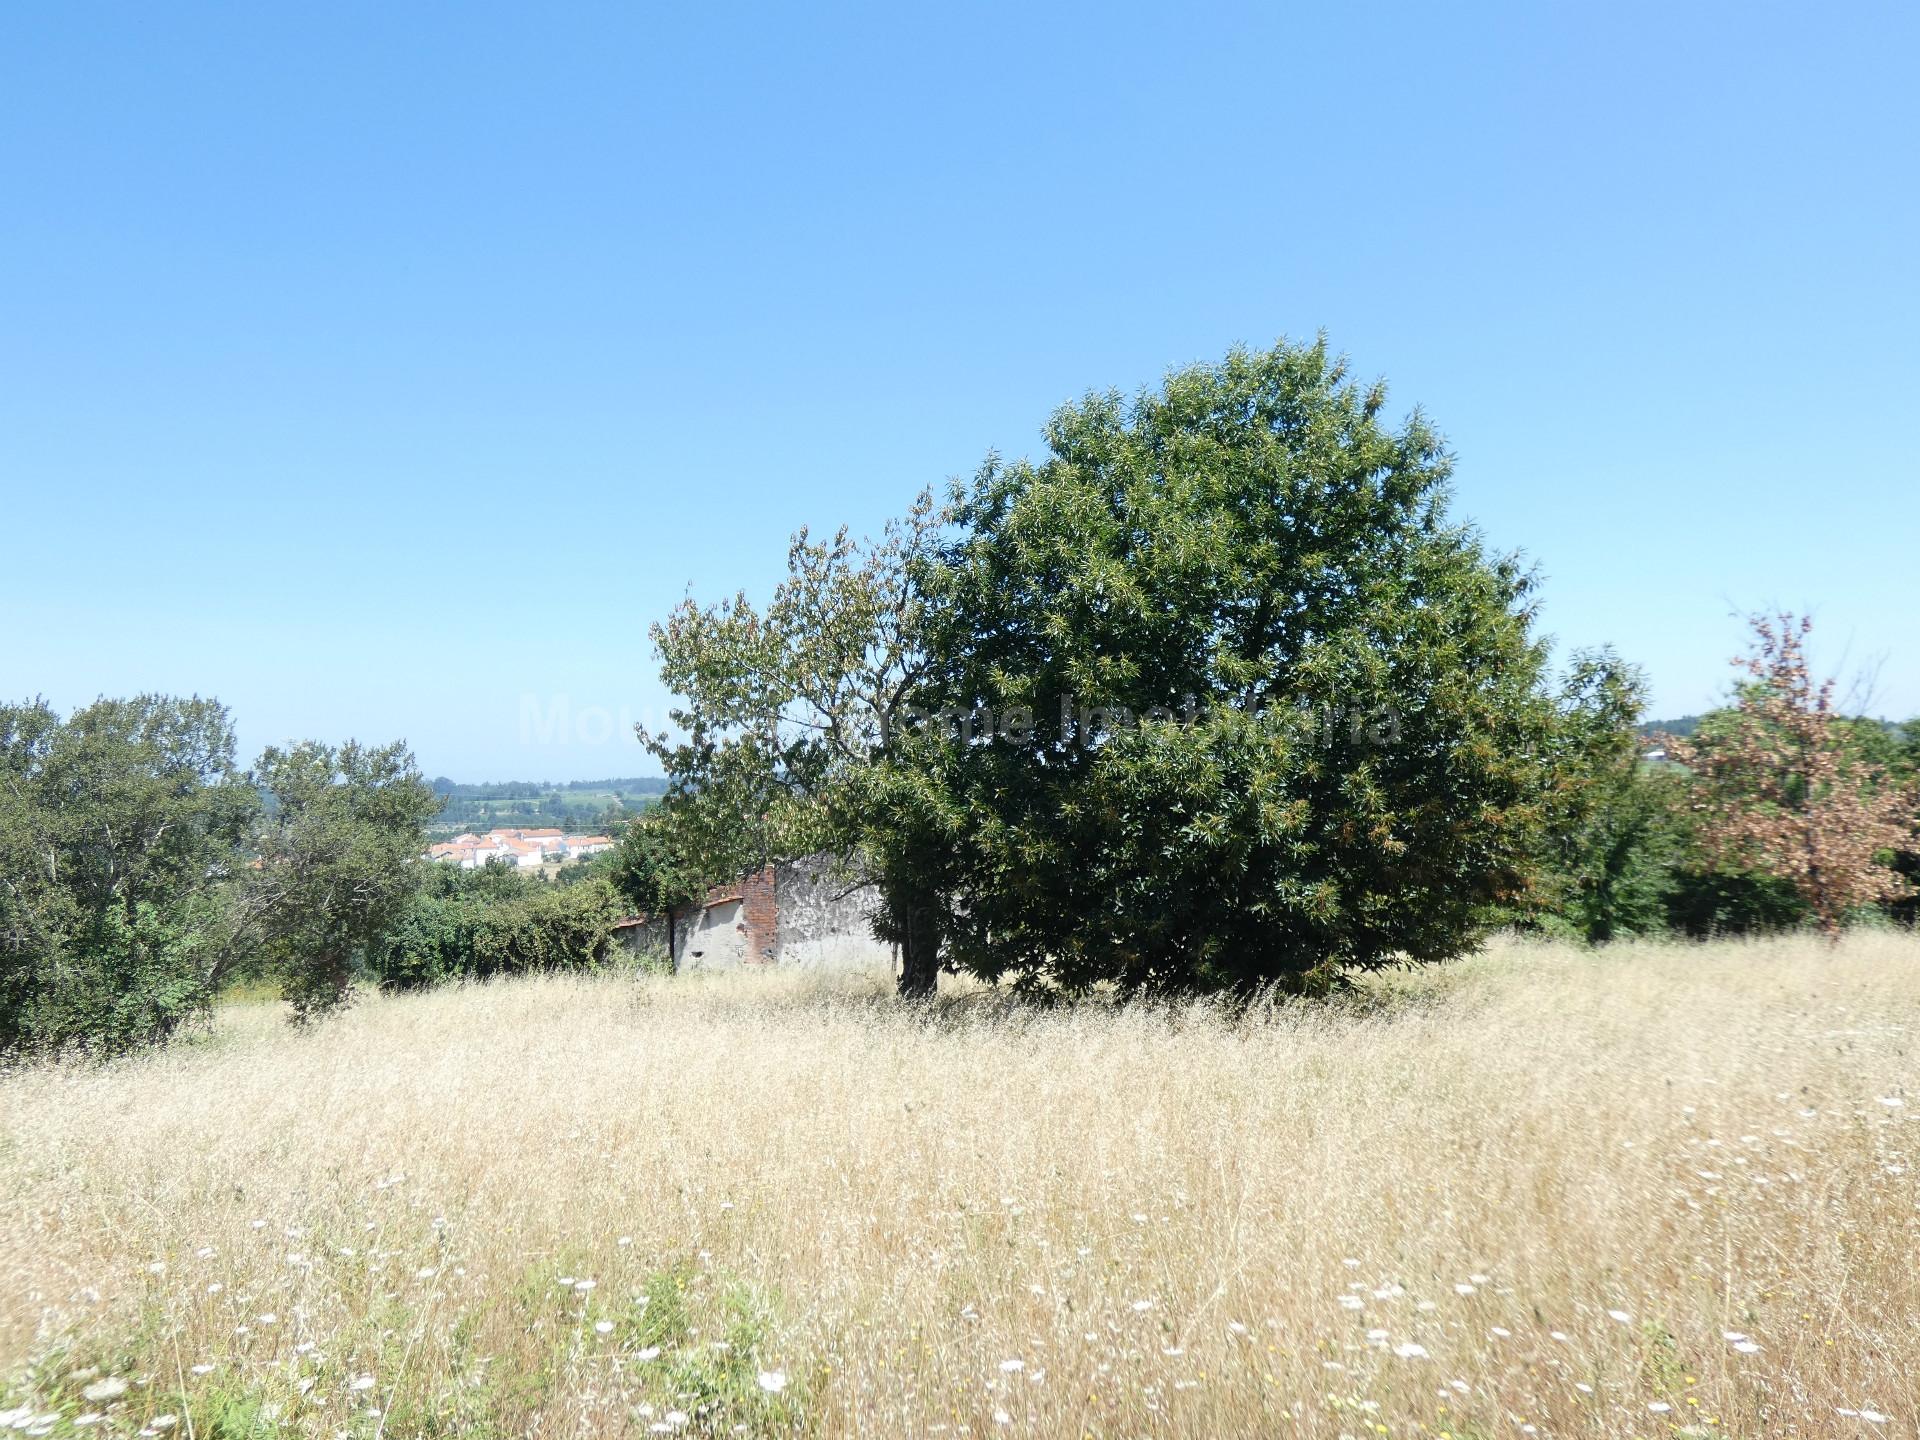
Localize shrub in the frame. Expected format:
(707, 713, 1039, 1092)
(374, 864, 625, 989)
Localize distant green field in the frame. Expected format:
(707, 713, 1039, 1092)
(424, 776, 664, 837)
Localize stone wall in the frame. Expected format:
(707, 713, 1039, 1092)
(771, 854, 894, 971)
(614, 853, 894, 975)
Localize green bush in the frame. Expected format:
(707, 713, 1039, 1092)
(373, 863, 626, 989)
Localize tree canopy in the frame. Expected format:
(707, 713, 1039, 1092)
(858, 338, 1614, 994)
(640, 337, 1643, 994)
(1, 700, 440, 1055)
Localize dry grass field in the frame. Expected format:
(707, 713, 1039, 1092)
(2, 933, 1916, 1439)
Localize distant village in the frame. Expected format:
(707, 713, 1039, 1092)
(425, 828, 615, 869)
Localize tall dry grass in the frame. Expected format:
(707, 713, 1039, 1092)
(2, 933, 1916, 1438)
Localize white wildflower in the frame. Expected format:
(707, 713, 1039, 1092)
(757, 1371, 787, 1393)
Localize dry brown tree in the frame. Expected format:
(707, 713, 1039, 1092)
(1666, 613, 1915, 941)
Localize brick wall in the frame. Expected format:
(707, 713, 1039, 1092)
(740, 864, 778, 963)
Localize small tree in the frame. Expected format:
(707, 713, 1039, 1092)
(637, 492, 947, 992)
(1665, 614, 1915, 940)
(1530, 655, 1689, 944)
(246, 740, 440, 1020)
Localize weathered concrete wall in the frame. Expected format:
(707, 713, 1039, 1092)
(772, 854, 895, 972)
(674, 896, 748, 970)
(613, 915, 670, 957)
(615, 855, 895, 975)
(670, 867, 778, 971)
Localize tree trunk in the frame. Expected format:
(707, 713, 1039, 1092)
(898, 907, 939, 999)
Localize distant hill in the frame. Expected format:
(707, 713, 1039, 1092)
(424, 776, 666, 837)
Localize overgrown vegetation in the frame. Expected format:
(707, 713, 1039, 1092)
(374, 861, 629, 990)
(635, 337, 1919, 993)
(0, 698, 440, 1055)
(6, 339, 1918, 1056)
(3, 936, 1915, 1438)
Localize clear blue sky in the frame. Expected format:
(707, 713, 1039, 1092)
(4, 1, 1915, 782)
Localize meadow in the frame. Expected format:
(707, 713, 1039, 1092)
(2, 933, 1916, 1438)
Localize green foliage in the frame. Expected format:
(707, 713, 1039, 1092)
(0, 695, 255, 1055)
(638, 492, 946, 988)
(1663, 862, 1809, 937)
(610, 1262, 806, 1437)
(374, 862, 626, 989)
(608, 809, 707, 915)
(1527, 656, 1689, 944)
(1540, 768, 1687, 943)
(552, 846, 620, 888)
(245, 740, 441, 1022)
(861, 337, 1579, 995)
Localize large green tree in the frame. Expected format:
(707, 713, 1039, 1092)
(863, 338, 1600, 995)
(0, 695, 255, 1053)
